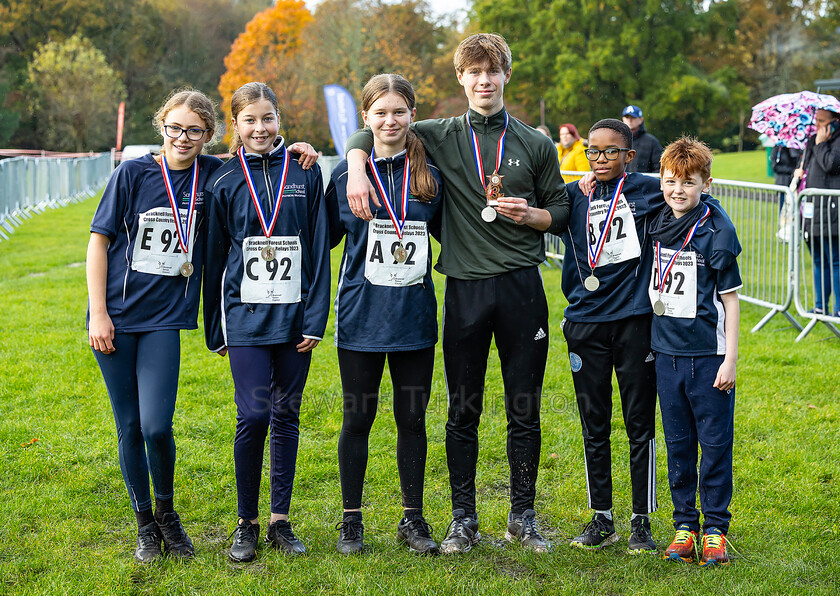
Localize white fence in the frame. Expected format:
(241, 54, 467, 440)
(0, 153, 112, 242)
(545, 171, 838, 341)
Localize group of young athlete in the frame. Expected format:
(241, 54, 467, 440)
(86, 33, 741, 569)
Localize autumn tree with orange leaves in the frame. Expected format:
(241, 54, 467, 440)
(219, 0, 313, 146)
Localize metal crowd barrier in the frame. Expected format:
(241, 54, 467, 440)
(793, 188, 840, 341)
(0, 153, 112, 242)
(710, 178, 800, 333)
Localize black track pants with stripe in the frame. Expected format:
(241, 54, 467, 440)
(443, 266, 549, 515)
(562, 314, 658, 514)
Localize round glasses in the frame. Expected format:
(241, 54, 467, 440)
(584, 148, 630, 161)
(163, 124, 208, 141)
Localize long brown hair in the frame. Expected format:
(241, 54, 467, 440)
(361, 74, 437, 202)
(228, 82, 279, 154)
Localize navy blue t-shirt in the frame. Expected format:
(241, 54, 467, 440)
(560, 173, 664, 322)
(649, 196, 742, 356)
(88, 153, 223, 332)
(326, 152, 443, 352)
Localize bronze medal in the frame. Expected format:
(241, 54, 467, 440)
(393, 243, 408, 264)
(180, 262, 194, 278)
(584, 275, 600, 292)
(261, 245, 276, 262)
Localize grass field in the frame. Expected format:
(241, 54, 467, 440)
(711, 149, 775, 184)
(1, 171, 839, 594)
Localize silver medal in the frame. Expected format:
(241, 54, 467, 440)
(653, 299, 666, 316)
(261, 245, 276, 261)
(180, 262, 194, 278)
(481, 206, 497, 222)
(584, 275, 600, 292)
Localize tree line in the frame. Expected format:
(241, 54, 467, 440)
(1, 0, 837, 153)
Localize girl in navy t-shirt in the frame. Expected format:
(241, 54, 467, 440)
(326, 74, 443, 555)
(203, 82, 327, 563)
(87, 89, 223, 563)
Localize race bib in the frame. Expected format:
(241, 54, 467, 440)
(649, 248, 698, 318)
(240, 236, 301, 304)
(588, 194, 641, 267)
(364, 219, 428, 287)
(131, 207, 191, 276)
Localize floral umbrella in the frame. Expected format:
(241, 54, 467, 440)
(749, 91, 840, 151)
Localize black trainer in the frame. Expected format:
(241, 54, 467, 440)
(627, 516, 657, 554)
(505, 509, 550, 552)
(134, 521, 163, 564)
(336, 514, 364, 555)
(440, 509, 480, 555)
(156, 511, 195, 558)
(397, 515, 439, 555)
(229, 520, 260, 563)
(570, 513, 619, 550)
(266, 519, 306, 555)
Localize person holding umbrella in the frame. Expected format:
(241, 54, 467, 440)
(794, 108, 840, 316)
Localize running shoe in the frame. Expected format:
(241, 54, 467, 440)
(440, 509, 480, 555)
(627, 516, 657, 554)
(397, 515, 439, 555)
(266, 519, 306, 555)
(505, 509, 550, 552)
(699, 528, 729, 567)
(229, 520, 260, 563)
(335, 514, 364, 555)
(663, 524, 698, 563)
(134, 521, 163, 564)
(156, 511, 195, 558)
(570, 513, 619, 550)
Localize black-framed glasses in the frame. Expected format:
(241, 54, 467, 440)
(585, 148, 630, 161)
(163, 124, 208, 141)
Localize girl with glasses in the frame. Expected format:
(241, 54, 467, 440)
(87, 89, 223, 563)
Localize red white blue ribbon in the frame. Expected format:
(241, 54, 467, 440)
(368, 149, 410, 240)
(467, 111, 508, 192)
(237, 145, 289, 238)
(586, 173, 626, 270)
(654, 205, 711, 289)
(159, 154, 198, 255)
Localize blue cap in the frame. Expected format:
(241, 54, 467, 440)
(622, 105, 643, 118)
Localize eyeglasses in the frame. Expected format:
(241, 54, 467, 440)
(163, 124, 208, 141)
(585, 148, 630, 161)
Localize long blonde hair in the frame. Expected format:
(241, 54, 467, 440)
(361, 74, 437, 202)
(229, 82, 279, 154)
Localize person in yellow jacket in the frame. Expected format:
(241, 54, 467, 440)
(557, 123, 590, 175)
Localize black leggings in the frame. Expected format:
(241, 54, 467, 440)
(337, 346, 434, 511)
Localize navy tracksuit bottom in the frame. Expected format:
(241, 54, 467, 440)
(228, 343, 311, 520)
(656, 353, 735, 533)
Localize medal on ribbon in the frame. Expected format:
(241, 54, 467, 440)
(237, 145, 289, 261)
(584, 174, 626, 291)
(368, 149, 411, 264)
(159, 154, 199, 277)
(653, 205, 711, 315)
(468, 112, 508, 223)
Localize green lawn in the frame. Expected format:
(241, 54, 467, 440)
(1, 192, 838, 595)
(711, 149, 775, 184)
